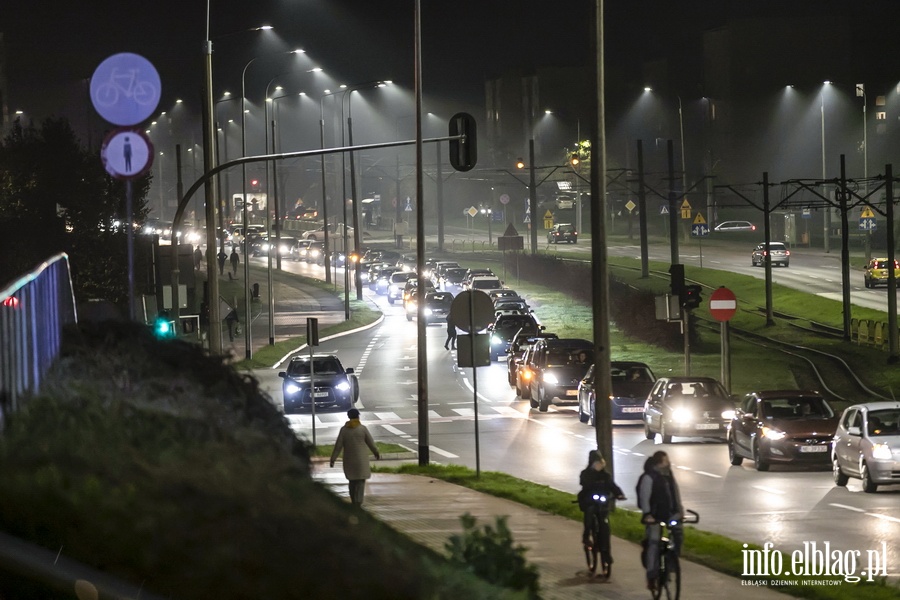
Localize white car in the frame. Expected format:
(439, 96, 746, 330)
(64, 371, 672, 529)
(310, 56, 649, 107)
(468, 276, 504, 293)
(714, 220, 755, 232)
(832, 401, 900, 493)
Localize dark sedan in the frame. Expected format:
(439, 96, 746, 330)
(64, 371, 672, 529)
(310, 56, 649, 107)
(728, 390, 838, 471)
(578, 361, 656, 425)
(405, 290, 454, 324)
(278, 354, 359, 413)
(643, 376, 735, 443)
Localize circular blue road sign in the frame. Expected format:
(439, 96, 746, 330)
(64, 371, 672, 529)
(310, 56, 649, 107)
(90, 53, 161, 126)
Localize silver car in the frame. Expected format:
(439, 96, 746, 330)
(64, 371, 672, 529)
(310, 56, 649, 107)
(751, 242, 790, 267)
(832, 401, 900, 493)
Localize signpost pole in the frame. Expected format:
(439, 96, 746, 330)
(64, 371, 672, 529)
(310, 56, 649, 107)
(469, 290, 480, 478)
(722, 320, 731, 393)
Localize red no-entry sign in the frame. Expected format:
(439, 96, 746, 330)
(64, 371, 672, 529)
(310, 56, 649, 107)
(709, 287, 737, 322)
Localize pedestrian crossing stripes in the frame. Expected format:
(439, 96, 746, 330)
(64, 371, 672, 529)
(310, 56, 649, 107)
(285, 403, 530, 429)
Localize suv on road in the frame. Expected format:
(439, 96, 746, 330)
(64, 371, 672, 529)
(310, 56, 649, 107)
(488, 313, 541, 361)
(278, 354, 359, 413)
(751, 242, 790, 267)
(547, 223, 577, 244)
(863, 258, 900, 288)
(642, 376, 735, 443)
(524, 338, 593, 412)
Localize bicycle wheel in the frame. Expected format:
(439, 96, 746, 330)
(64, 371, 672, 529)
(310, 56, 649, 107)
(656, 553, 681, 600)
(583, 512, 600, 575)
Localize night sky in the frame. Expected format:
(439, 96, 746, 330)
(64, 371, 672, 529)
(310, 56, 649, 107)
(10, 1, 899, 129)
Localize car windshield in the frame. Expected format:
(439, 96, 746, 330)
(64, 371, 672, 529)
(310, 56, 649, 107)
(496, 316, 536, 334)
(762, 397, 833, 419)
(287, 357, 342, 376)
(867, 409, 900, 436)
(665, 381, 728, 399)
(612, 366, 654, 383)
(547, 348, 592, 367)
(473, 279, 501, 289)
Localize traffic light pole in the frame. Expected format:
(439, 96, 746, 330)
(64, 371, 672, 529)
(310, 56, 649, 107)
(683, 308, 691, 376)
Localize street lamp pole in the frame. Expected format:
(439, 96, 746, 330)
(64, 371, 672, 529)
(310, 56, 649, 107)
(319, 95, 332, 285)
(202, 2, 222, 353)
(239, 57, 259, 359)
(822, 82, 830, 253)
(529, 138, 537, 254)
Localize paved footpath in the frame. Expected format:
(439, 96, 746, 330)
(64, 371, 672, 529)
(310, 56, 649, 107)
(314, 463, 787, 600)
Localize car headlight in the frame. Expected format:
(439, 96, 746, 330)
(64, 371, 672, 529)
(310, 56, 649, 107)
(492, 335, 502, 344)
(424, 308, 433, 316)
(872, 443, 893, 460)
(721, 409, 736, 420)
(761, 426, 786, 440)
(407, 303, 417, 312)
(543, 373, 559, 385)
(285, 383, 302, 395)
(335, 381, 351, 392)
(671, 407, 692, 423)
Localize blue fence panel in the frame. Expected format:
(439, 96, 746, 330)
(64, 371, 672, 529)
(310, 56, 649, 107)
(0, 253, 77, 427)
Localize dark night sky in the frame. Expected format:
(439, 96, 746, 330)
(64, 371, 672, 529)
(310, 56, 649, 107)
(6, 1, 900, 134)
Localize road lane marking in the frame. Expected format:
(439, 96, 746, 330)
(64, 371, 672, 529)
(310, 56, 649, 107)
(694, 471, 722, 479)
(379, 423, 410, 436)
(374, 412, 400, 420)
(752, 485, 786, 495)
(452, 408, 476, 417)
(429, 445, 459, 458)
(866, 512, 900, 524)
(492, 406, 526, 418)
(829, 503, 865, 512)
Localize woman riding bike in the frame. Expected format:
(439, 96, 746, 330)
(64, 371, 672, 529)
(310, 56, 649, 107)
(578, 450, 626, 576)
(637, 451, 684, 593)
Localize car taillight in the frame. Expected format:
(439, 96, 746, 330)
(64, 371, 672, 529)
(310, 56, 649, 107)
(522, 369, 532, 381)
(785, 250, 790, 256)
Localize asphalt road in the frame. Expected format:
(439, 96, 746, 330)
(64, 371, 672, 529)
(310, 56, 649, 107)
(248, 253, 900, 582)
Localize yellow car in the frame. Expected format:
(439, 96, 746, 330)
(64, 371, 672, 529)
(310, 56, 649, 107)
(863, 258, 900, 288)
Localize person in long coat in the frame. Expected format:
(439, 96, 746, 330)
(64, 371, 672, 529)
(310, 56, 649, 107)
(330, 408, 380, 506)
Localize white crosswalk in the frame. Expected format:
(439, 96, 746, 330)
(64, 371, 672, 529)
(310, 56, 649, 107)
(285, 403, 530, 429)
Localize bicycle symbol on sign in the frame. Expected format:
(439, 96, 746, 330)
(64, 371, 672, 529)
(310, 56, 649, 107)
(93, 68, 158, 108)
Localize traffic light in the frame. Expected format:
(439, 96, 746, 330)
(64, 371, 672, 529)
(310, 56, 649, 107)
(668, 264, 685, 297)
(448, 112, 477, 171)
(682, 284, 703, 310)
(153, 311, 176, 339)
(570, 153, 580, 167)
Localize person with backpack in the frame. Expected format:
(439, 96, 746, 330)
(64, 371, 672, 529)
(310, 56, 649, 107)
(637, 450, 684, 592)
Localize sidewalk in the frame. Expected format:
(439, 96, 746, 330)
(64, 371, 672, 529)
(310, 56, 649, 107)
(313, 462, 785, 600)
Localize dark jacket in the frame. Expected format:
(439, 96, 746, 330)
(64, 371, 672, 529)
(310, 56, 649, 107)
(577, 467, 623, 511)
(637, 466, 683, 523)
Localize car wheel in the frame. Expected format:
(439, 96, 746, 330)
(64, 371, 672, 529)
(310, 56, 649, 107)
(406, 313, 413, 322)
(784, 261, 789, 268)
(521, 381, 532, 400)
(538, 387, 550, 412)
(529, 396, 538, 409)
(508, 372, 516, 387)
(861, 462, 878, 493)
(283, 401, 295, 415)
(589, 404, 595, 427)
(753, 440, 770, 471)
(833, 456, 848, 487)
(728, 436, 744, 466)
(864, 278, 871, 288)
(660, 423, 673, 444)
(388, 297, 395, 305)
(578, 401, 589, 424)
(644, 423, 655, 440)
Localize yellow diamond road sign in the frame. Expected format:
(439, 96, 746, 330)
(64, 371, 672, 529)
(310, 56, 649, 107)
(693, 212, 707, 225)
(861, 207, 875, 219)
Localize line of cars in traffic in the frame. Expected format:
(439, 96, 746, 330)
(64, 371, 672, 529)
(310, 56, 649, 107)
(503, 335, 900, 492)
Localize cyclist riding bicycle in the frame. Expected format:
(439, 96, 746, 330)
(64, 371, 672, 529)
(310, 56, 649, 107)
(578, 451, 626, 566)
(637, 451, 684, 592)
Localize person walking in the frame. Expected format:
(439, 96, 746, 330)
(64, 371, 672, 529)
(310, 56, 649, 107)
(217, 249, 227, 276)
(193, 247, 203, 270)
(444, 318, 457, 350)
(230, 247, 240, 276)
(637, 451, 684, 592)
(330, 408, 380, 506)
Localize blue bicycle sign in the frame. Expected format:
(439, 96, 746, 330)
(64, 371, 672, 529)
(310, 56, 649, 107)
(90, 53, 161, 126)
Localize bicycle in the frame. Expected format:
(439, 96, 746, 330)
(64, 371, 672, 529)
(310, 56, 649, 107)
(643, 509, 699, 600)
(581, 492, 625, 578)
